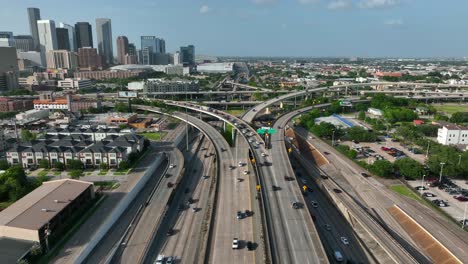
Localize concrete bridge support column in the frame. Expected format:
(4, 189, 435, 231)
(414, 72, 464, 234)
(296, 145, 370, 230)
(223, 121, 226, 132)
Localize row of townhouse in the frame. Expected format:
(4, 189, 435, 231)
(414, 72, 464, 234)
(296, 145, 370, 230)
(6, 133, 145, 169)
(44, 126, 133, 142)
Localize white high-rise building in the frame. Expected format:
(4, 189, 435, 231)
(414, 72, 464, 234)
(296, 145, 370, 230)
(0, 32, 15, 47)
(58, 23, 76, 51)
(173, 51, 181, 65)
(37, 20, 58, 66)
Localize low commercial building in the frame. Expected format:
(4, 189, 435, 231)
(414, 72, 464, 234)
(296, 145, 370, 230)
(143, 78, 199, 93)
(129, 117, 153, 129)
(367, 108, 383, 117)
(16, 109, 49, 121)
(0, 179, 95, 248)
(6, 130, 145, 168)
(196, 62, 234, 73)
(107, 113, 138, 124)
(437, 125, 468, 146)
(74, 70, 145, 80)
(0, 98, 33, 112)
(33, 94, 100, 112)
(57, 78, 93, 90)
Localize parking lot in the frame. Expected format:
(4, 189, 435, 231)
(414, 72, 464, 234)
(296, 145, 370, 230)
(407, 180, 468, 224)
(341, 137, 427, 164)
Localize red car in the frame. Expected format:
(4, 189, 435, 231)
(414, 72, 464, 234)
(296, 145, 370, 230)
(454, 196, 468, 202)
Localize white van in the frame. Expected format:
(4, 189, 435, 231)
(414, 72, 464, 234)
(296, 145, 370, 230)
(334, 251, 343, 262)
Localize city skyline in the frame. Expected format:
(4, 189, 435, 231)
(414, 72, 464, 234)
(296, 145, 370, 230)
(1, 0, 468, 58)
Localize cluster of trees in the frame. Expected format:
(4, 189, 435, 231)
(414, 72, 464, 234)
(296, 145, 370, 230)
(21, 129, 37, 141)
(0, 111, 19, 120)
(362, 157, 425, 180)
(0, 166, 45, 203)
(381, 72, 452, 83)
(336, 145, 358, 159)
(384, 108, 419, 123)
(450, 112, 468, 124)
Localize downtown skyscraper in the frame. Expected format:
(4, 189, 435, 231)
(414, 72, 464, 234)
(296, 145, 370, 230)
(75, 22, 93, 49)
(27, 7, 41, 51)
(37, 20, 58, 66)
(58, 23, 76, 51)
(96, 18, 113, 64)
(116, 36, 129, 64)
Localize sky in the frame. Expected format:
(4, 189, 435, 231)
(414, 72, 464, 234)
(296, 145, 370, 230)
(1, 0, 467, 58)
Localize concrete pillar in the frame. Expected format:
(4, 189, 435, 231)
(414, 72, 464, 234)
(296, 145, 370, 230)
(223, 121, 226, 132)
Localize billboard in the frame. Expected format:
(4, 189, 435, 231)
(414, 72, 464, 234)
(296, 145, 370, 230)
(118, 91, 138, 98)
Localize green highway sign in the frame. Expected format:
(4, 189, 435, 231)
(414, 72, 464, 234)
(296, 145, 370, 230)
(257, 129, 266, 134)
(268, 129, 277, 134)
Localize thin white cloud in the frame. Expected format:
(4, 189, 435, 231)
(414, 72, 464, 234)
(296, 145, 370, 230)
(199, 5, 212, 14)
(328, 0, 351, 10)
(298, 0, 320, 4)
(358, 0, 400, 9)
(384, 19, 404, 26)
(252, 0, 277, 5)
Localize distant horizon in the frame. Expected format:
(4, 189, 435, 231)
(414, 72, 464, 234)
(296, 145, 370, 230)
(2, 1, 468, 57)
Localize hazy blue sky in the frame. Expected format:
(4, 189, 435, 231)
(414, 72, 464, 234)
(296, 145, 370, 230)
(1, 0, 467, 57)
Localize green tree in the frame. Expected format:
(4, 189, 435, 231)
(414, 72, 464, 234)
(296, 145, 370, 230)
(100, 163, 108, 171)
(0, 166, 30, 201)
(21, 129, 36, 142)
(67, 160, 84, 170)
(69, 170, 83, 179)
(0, 160, 10, 170)
(38, 159, 49, 169)
(310, 122, 339, 138)
(357, 110, 366, 120)
(369, 160, 394, 178)
(346, 126, 377, 142)
(394, 158, 425, 180)
(53, 161, 64, 171)
(115, 102, 130, 113)
(450, 112, 468, 124)
(119, 161, 130, 170)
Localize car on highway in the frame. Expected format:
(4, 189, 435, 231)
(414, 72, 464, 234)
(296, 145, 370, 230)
(248, 139, 253, 143)
(156, 255, 165, 264)
(243, 170, 249, 175)
(184, 187, 190, 194)
(167, 182, 174, 188)
(261, 152, 267, 157)
(324, 224, 332, 231)
(166, 228, 175, 236)
(284, 176, 294, 181)
(460, 219, 468, 226)
(247, 241, 254, 250)
(192, 207, 198, 212)
(361, 172, 370, 178)
(166, 256, 174, 264)
(272, 185, 280, 191)
(232, 238, 239, 249)
(423, 192, 436, 197)
(164, 173, 172, 178)
(238, 162, 244, 167)
(311, 201, 318, 208)
(334, 251, 344, 262)
(291, 201, 301, 209)
(333, 188, 342, 193)
(320, 174, 329, 179)
(244, 210, 251, 217)
(203, 175, 210, 179)
(229, 165, 235, 170)
(323, 151, 330, 155)
(255, 141, 260, 145)
(237, 211, 243, 220)
(169, 164, 175, 169)
(340, 236, 349, 245)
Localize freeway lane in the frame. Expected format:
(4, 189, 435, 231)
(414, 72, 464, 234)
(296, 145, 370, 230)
(135, 105, 255, 264)
(164, 101, 328, 263)
(273, 111, 372, 263)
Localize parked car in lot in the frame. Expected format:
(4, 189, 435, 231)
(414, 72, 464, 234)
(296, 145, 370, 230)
(432, 199, 449, 207)
(454, 196, 468, 202)
(415, 186, 428, 191)
(422, 192, 436, 197)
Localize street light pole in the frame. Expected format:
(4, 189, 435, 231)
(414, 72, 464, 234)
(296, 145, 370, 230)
(332, 130, 334, 146)
(185, 94, 189, 152)
(458, 154, 462, 166)
(463, 203, 467, 229)
(420, 174, 426, 196)
(439, 162, 445, 183)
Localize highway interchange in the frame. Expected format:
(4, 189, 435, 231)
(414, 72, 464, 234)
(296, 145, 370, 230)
(77, 81, 468, 264)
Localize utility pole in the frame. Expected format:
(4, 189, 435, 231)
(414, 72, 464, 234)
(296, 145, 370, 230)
(439, 162, 445, 183)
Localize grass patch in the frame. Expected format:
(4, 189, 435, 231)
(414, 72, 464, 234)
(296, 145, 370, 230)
(222, 123, 234, 146)
(139, 131, 167, 141)
(225, 109, 246, 116)
(0, 201, 13, 210)
(434, 104, 468, 115)
(98, 171, 108, 176)
(37, 170, 49, 177)
(53, 171, 61, 176)
(390, 185, 425, 203)
(113, 172, 126, 176)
